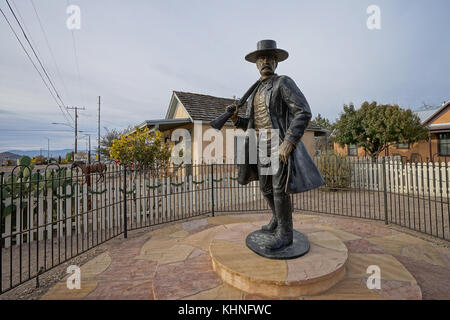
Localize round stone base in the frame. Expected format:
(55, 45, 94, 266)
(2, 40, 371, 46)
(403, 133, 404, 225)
(209, 222, 348, 297)
(246, 229, 310, 259)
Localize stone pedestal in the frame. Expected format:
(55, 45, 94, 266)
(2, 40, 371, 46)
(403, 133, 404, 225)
(209, 222, 348, 297)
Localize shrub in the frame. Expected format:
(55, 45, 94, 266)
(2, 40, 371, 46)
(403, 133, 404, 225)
(109, 126, 171, 169)
(316, 150, 352, 190)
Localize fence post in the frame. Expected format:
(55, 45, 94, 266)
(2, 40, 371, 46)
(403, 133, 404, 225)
(123, 165, 128, 238)
(210, 163, 215, 217)
(382, 158, 389, 225)
(35, 170, 40, 287)
(0, 172, 3, 292)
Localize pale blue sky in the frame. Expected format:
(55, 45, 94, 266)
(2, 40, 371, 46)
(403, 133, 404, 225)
(0, 0, 449, 151)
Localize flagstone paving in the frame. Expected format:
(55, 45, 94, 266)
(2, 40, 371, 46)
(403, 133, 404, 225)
(40, 213, 450, 300)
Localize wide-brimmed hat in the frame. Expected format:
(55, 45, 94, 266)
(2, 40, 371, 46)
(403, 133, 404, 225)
(245, 39, 289, 63)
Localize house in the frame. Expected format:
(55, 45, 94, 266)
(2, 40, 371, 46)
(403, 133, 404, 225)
(334, 100, 450, 162)
(136, 91, 328, 165)
(0, 152, 21, 166)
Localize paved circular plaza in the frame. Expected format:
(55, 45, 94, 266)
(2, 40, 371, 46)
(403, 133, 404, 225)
(40, 213, 450, 300)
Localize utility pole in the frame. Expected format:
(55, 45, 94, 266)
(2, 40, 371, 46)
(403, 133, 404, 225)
(66, 106, 86, 155)
(88, 134, 91, 164)
(47, 137, 50, 164)
(98, 96, 101, 161)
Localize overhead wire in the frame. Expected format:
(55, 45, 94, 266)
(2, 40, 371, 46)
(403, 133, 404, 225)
(65, 0, 85, 108)
(29, 0, 74, 121)
(2, 0, 73, 127)
(0, 4, 72, 127)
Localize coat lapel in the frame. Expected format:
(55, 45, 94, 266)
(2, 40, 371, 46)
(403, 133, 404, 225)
(247, 87, 257, 129)
(265, 75, 275, 112)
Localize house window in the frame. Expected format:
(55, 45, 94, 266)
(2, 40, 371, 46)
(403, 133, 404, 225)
(347, 144, 358, 156)
(438, 133, 450, 156)
(396, 143, 410, 149)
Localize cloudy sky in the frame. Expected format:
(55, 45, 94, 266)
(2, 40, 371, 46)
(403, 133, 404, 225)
(0, 0, 449, 152)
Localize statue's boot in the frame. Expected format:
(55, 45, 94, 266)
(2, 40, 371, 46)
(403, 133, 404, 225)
(265, 194, 293, 250)
(261, 193, 277, 233)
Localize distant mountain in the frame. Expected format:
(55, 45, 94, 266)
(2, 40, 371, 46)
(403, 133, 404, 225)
(6, 149, 73, 158)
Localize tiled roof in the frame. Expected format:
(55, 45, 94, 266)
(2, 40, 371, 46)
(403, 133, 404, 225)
(173, 91, 323, 130)
(173, 91, 247, 124)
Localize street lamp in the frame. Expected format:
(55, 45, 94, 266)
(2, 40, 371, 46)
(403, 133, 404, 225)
(52, 121, 92, 162)
(52, 122, 78, 155)
(51, 122, 73, 128)
(45, 137, 50, 164)
(81, 134, 91, 164)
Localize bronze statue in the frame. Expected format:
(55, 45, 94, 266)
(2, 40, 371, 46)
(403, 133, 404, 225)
(220, 40, 324, 257)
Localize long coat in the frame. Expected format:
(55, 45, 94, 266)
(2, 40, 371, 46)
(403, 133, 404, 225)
(234, 74, 325, 194)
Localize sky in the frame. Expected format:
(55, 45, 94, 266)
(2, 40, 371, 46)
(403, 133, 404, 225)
(0, 0, 449, 152)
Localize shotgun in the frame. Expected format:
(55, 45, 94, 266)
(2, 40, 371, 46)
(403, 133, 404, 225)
(209, 80, 261, 130)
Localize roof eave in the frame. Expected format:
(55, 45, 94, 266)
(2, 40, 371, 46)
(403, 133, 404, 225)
(169, 92, 194, 122)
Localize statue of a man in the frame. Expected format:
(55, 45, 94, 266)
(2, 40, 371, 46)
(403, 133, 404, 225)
(227, 40, 324, 251)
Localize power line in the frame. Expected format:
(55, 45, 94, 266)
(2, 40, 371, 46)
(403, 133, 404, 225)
(66, 0, 84, 107)
(29, 0, 73, 121)
(5, 0, 73, 126)
(0, 4, 72, 126)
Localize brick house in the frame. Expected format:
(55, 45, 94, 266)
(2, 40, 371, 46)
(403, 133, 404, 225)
(334, 100, 450, 162)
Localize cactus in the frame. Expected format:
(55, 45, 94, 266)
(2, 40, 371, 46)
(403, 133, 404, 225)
(1, 164, 78, 219)
(18, 156, 32, 168)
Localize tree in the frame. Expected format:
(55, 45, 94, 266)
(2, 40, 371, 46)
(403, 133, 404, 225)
(310, 113, 333, 131)
(97, 127, 130, 160)
(64, 152, 73, 163)
(109, 126, 171, 168)
(31, 155, 46, 165)
(333, 101, 428, 159)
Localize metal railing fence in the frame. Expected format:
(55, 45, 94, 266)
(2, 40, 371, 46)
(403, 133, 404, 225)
(1, 157, 449, 294)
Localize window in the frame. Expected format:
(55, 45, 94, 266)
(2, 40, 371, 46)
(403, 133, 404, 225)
(347, 144, 358, 156)
(438, 133, 450, 156)
(396, 143, 410, 149)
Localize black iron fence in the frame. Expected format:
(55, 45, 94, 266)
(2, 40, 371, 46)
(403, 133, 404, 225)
(1, 157, 449, 294)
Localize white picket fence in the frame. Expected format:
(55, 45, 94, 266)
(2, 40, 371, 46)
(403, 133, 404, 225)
(349, 159, 450, 198)
(4, 160, 448, 249)
(128, 165, 263, 228)
(1, 164, 262, 248)
(1, 180, 122, 249)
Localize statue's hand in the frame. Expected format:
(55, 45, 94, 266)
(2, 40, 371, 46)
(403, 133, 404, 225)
(279, 140, 295, 163)
(226, 102, 239, 123)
